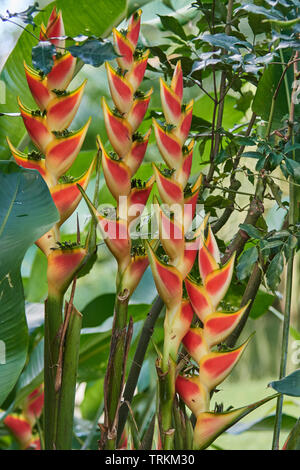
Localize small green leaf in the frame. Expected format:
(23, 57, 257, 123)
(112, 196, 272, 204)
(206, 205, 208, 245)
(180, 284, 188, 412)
(239, 223, 263, 239)
(31, 41, 56, 74)
(68, 39, 118, 67)
(242, 151, 261, 159)
(268, 369, 300, 397)
(200, 33, 252, 54)
(249, 290, 275, 319)
(266, 251, 284, 292)
(236, 246, 258, 280)
(158, 15, 187, 40)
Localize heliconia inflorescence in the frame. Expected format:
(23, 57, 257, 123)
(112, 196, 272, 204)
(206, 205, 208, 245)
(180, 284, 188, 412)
(4, 386, 44, 450)
(144, 60, 203, 448)
(81, 10, 154, 296)
(7, 7, 94, 293)
(146, 61, 202, 365)
(176, 222, 251, 449)
(145, 62, 252, 449)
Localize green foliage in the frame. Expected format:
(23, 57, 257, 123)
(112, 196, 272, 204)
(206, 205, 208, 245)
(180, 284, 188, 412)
(68, 40, 118, 68)
(0, 162, 58, 406)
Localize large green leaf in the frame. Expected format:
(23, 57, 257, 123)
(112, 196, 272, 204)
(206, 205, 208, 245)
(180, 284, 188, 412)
(0, 0, 127, 157)
(0, 161, 58, 406)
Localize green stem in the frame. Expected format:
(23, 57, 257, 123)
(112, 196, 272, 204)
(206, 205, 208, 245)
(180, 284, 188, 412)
(117, 296, 164, 443)
(55, 306, 82, 450)
(272, 52, 298, 450)
(272, 247, 294, 449)
(44, 294, 63, 450)
(158, 358, 176, 450)
(103, 286, 130, 450)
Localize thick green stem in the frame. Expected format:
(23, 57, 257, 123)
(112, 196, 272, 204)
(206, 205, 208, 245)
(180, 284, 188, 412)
(103, 287, 130, 450)
(55, 306, 82, 450)
(157, 357, 176, 450)
(44, 294, 63, 450)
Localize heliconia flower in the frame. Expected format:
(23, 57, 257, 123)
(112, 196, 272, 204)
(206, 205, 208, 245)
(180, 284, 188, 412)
(127, 90, 153, 133)
(183, 173, 202, 232)
(24, 55, 76, 111)
(40, 7, 65, 50)
(173, 101, 194, 145)
(127, 175, 155, 224)
(24, 62, 54, 110)
(113, 29, 134, 71)
(123, 129, 151, 175)
(203, 304, 249, 347)
(46, 80, 87, 131)
(153, 120, 183, 170)
(145, 241, 183, 310)
(18, 98, 53, 152)
(198, 242, 219, 280)
(182, 327, 209, 363)
(51, 157, 96, 226)
(119, 253, 149, 295)
(175, 376, 209, 417)
(127, 50, 150, 92)
(204, 224, 221, 264)
(47, 52, 76, 91)
(106, 62, 134, 114)
(175, 140, 194, 187)
(160, 79, 182, 126)
(102, 98, 132, 157)
(45, 119, 91, 180)
(155, 199, 185, 265)
(153, 164, 184, 207)
(204, 254, 236, 308)
(4, 415, 32, 449)
(126, 9, 142, 48)
(194, 409, 247, 450)
(192, 393, 278, 450)
(199, 339, 250, 391)
(99, 137, 132, 199)
(164, 299, 194, 360)
(171, 61, 183, 101)
(185, 277, 214, 322)
(47, 247, 87, 297)
(176, 239, 199, 279)
(6, 137, 49, 182)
